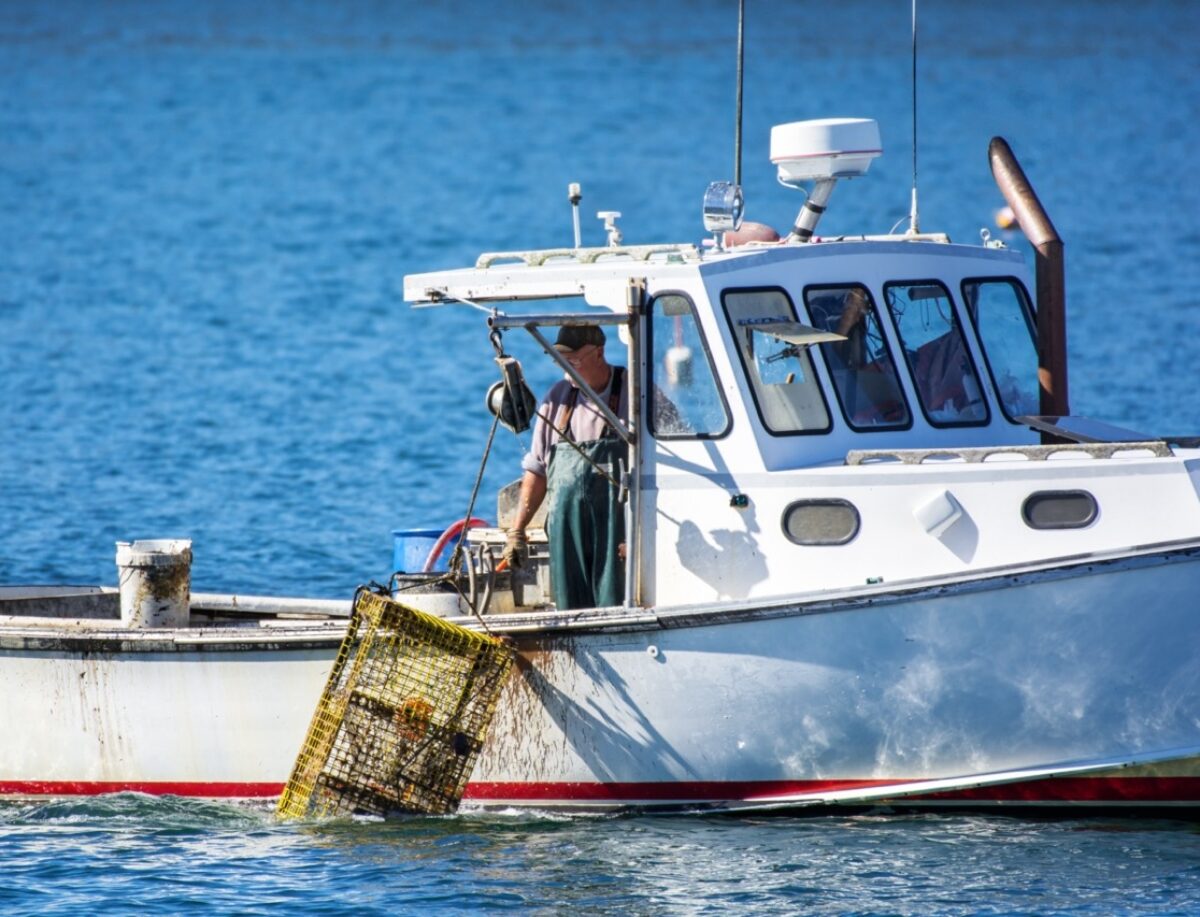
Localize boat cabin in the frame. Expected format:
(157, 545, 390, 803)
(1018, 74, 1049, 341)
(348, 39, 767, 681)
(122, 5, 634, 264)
(402, 120, 1197, 615)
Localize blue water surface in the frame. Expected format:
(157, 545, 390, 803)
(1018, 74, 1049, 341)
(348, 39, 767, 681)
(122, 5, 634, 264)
(3, 0, 1200, 912)
(3, 795, 1200, 916)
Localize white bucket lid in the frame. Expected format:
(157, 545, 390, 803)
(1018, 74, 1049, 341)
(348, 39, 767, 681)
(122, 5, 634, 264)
(115, 539, 193, 567)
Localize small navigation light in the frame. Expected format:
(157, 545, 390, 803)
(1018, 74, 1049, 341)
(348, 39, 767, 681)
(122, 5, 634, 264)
(702, 181, 744, 247)
(568, 183, 583, 248)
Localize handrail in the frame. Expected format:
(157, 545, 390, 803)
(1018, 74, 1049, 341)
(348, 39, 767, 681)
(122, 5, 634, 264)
(846, 441, 1172, 466)
(476, 244, 699, 269)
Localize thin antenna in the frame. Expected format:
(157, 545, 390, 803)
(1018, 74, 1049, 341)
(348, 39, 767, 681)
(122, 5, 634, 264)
(908, 0, 920, 234)
(734, 0, 745, 186)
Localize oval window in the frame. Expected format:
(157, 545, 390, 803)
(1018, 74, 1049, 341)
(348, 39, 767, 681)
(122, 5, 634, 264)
(1021, 491, 1098, 530)
(782, 499, 860, 546)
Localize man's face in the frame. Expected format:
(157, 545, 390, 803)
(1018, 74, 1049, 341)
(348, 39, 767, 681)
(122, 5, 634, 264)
(563, 343, 608, 387)
(564, 344, 599, 368)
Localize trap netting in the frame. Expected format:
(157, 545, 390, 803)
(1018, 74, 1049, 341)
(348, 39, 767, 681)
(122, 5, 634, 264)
(277, 588, 515, 819)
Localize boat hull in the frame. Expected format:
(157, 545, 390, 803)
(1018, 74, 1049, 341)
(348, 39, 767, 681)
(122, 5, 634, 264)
(3, 547, 1200, 812)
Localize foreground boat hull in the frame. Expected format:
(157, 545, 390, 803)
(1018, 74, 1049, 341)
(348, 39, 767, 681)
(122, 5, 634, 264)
(2, 546, 1199, 812)
(468, 546, 1200, 810)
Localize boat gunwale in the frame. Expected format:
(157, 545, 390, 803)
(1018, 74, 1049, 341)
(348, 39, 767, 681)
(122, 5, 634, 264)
(3, 536, 1197, 651)
(464, 535, 1200, 636)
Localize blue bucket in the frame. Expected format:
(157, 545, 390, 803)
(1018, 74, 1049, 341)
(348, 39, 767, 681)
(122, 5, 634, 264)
(392, 528, 454, 574)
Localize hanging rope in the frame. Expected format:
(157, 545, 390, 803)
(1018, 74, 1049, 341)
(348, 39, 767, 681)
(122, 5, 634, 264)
(449, 411, 500, 577)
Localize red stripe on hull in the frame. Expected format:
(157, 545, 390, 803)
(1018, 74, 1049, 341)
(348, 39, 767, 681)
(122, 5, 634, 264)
(3, 776, 1200, 806)
(462, 779, 890, 802)
(0, 781, 284, 798)
(463, 777, 1200, 806)
(922, 776, 1200, 804)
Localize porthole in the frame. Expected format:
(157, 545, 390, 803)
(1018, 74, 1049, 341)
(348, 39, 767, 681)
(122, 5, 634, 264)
(782, 499, 860, 546)
(1021, 490, 1098, 530)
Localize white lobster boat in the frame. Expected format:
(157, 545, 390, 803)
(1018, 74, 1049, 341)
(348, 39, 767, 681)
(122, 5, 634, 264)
(5, 119, 1200, 812)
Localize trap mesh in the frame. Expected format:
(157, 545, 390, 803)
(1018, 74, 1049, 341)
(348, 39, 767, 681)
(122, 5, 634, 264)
(277, 589, 515, 819)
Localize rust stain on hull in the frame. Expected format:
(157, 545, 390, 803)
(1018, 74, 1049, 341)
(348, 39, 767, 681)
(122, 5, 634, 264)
(478, 635, 582, 782)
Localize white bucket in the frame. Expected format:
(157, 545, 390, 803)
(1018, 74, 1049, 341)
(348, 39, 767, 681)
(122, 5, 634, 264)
(115, 539, 193, 629)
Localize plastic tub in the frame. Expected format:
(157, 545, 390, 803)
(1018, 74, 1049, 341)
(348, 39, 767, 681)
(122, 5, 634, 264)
(392, 528, 447, 574)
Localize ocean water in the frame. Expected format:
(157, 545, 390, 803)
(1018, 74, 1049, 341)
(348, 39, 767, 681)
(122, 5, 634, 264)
(3, 0, 1200, 912)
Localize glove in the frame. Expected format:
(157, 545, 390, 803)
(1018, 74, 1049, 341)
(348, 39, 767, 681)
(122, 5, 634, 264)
(502, 528, 528, 569)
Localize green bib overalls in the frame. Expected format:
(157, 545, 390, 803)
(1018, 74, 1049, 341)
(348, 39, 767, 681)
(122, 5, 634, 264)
(543, 367, 626, 610)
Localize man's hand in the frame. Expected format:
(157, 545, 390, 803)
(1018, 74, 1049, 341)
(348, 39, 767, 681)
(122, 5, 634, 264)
(502, 528, 528, 569)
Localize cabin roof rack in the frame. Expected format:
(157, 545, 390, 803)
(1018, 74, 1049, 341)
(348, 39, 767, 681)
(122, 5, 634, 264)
(846, 442, 1174, 466)
(476, 244, 700, 269)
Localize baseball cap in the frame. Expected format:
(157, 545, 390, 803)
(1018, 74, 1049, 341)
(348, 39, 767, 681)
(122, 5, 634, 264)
(553, 324, 606, 352)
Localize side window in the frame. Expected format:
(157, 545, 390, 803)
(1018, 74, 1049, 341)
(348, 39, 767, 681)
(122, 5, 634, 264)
(722, 288, 831, 435)
(648, 293, 731, 438)
(884, 281, 988, 426)
(962, 279, 1039, 420)
(804, 285, 911, 430)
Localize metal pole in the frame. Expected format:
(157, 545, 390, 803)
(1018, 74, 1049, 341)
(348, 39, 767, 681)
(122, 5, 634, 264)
(908, 0, 920, 234)
(988, 136, 1069, 420)
(624, 279, 645, 608)
(489, 312, 629, 331)
(734, 0, 745, 187)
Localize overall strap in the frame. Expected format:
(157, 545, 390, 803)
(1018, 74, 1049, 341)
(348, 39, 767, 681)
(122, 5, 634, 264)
(558, 385, 582, 438)
(604, 366, 625, 438)
(607, 366, 625, 415)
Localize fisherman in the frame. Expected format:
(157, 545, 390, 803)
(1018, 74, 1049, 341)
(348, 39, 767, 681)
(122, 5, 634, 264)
(502, 324, 628, 610)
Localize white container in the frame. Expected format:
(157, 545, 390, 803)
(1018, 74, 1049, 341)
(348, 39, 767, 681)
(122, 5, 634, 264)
(115, 539, 193, 628)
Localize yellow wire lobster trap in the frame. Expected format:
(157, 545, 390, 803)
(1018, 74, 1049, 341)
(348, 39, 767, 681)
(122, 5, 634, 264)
(277, 588, 515, 819)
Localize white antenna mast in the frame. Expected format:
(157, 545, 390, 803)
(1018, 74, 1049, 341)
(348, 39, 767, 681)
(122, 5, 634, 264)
(908, 0, 920, 234)
(734, 0, 745, 187)
(701, 0, 747, 247)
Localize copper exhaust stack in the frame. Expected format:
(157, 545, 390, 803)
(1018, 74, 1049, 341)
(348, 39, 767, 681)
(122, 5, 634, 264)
(988, 137, 1069, 418)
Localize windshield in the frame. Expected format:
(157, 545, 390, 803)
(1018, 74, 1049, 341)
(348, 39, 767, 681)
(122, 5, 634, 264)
(884, 281, 988, 426)
(804, 285, 911, 430)
(722, 287, 831, 435)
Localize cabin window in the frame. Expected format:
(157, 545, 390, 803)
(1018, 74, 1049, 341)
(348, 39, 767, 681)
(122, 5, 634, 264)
(883, 281, 989, 427)
(648, 293, 731, 438)
(803, 285, 911, 430)
(961, 278, 1040, 420)
(722, 287, 831, 435)
(782, 499, 860, 545)
(1022, 490, 1098, 530)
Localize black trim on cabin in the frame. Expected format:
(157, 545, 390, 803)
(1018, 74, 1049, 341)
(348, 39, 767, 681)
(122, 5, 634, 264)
(781, 499, 862, 546)
(1022, 490, 1099, 530)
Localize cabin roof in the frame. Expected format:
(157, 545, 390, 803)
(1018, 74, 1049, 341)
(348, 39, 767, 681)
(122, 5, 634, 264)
(403, 238, 1025, 307)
